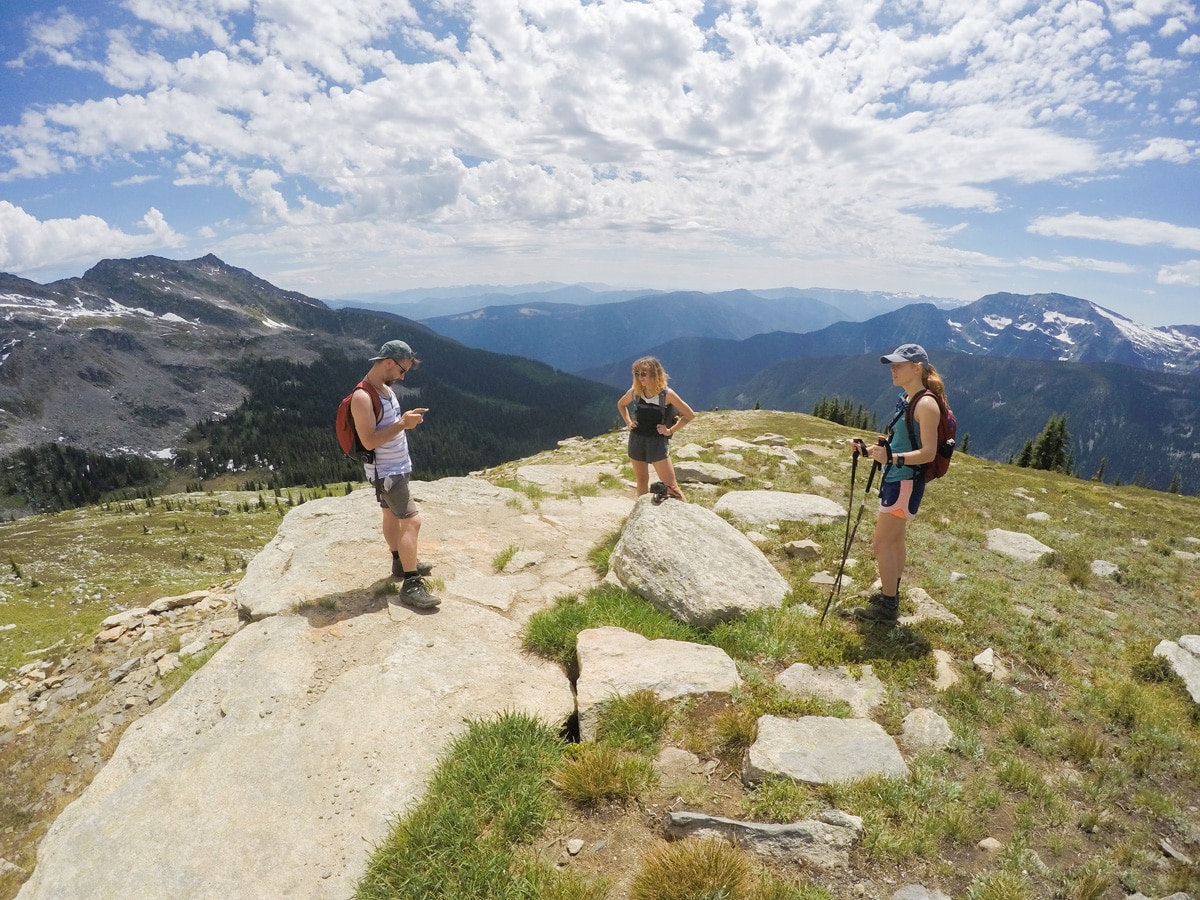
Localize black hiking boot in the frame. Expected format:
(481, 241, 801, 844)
(396, 575, 440, 610)
(838, 592, 899, 626)
(650, 482, 670, 504)
(392, 558, 433, 579)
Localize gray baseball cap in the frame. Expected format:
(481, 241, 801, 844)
(880, 343, 929, 364)
(369, 339, 415, 362)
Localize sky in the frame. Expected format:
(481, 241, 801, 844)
(1, 0, 1198, 327)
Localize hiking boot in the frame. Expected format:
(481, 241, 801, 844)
(838, 592, 899, 625)
(650, 482, 670, 504)
(396, 575, 440, 610)
(391, 558, 433, 579)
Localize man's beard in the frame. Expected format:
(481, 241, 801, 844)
(382, 378, 396, 386)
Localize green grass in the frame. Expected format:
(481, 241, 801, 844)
(0, 486, 338, 672)
(493, 544, 520, 571)
(8, 411, 1200, 899)
(356, 711, 594, 900)
(522, 583, 703, 672)
(592, 690, 673, 752)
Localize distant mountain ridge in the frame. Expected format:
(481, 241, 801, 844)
(0, 255, 617, 512)
(332, 283, 963, 324)
(415, 288, 974, 373)
(577, 297, 1200, 493)
(418, 290, 849, 372)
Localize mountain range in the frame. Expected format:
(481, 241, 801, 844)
(332, 284, 961, 324)
(413, 288, 1200, 493)
(0, 255, 616, 514)
(2, 255, 1198, 508)
(412, 288, 971, 372)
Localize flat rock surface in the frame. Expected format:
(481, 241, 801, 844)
(18, 479, 628, 900)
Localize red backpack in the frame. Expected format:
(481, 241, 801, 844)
(335, 380, 382, 462)
(903, 389, 957, 480)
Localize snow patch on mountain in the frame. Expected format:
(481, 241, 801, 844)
(1094, 305, 1200, 357)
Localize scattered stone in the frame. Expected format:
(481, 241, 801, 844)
(810, 571, 853, 593)
(752, 433, 790, 446)
(713, 490, 845, 526)
(892, 886, 951, 900)
(575, 626, 740, 741)
(0, 857, 27, 877)
(100, 608, 151, 629)
(1154, 636, 1200, 704)
(784, 539, 821, 560)
(567, 839, 584, 856)
(666, 809, 863, 870)
(673, 461, 747, 485)
(713, 437, 758, 452)
(986, 529, 1054, 562)
(978, 837, 1003, 852)
(744, 715, 908, 786)
(1159, 837, 1193, 865)
(1091, 560, 1119, 577)
(654, 746, 704, 786)
(94, 626, 127, 644)
(148, 590, 209, 613)
(775, 663, 886, 718)
(673, 442, 706, 459)
(930, 650, 959, 692)
(899, 588, 961, 627)
(515, 463, 621, 492)
(1026, 511, 1051, 521)
(610, 496, 791, 627)
(900, 709, 954, 752)
(972, 648, 1009, 681)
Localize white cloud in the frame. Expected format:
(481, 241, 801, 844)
(1029, 213, 1200, 251)
(1180, 33, 1200, 53)
(1158, 259, 1200, 285)
(0, 202, 183, 273)
(0, 0, 1196, 318)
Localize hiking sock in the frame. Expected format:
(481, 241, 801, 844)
(403, 570, 419, 580)
(877, 593, 899, 610)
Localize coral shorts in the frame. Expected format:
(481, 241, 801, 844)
(879, 477, 925, 520)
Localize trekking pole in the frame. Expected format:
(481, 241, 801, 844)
(819, 443, 882, 626)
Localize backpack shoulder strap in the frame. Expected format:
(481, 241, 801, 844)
(904, 389, 943, 448)
(357, 380, 383, 423)
(903, 389, 928, 449)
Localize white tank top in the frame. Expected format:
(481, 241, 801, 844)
(364, 388, 412, 479)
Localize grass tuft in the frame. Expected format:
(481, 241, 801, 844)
(630, 839, 752, 900)
(550, 742, 656, 805)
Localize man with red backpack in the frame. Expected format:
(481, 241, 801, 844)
(350, 339, 439, 610)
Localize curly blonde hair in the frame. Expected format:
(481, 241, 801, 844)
(630, 356, 668, 395)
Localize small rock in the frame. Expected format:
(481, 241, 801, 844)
(567, 839, 584, 856)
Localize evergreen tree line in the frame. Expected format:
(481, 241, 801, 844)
(811, 396, 878, 431)
(1014, 413, 1184, 493)
(1, 348, 618, 513)
(0, 442, 168, 514)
